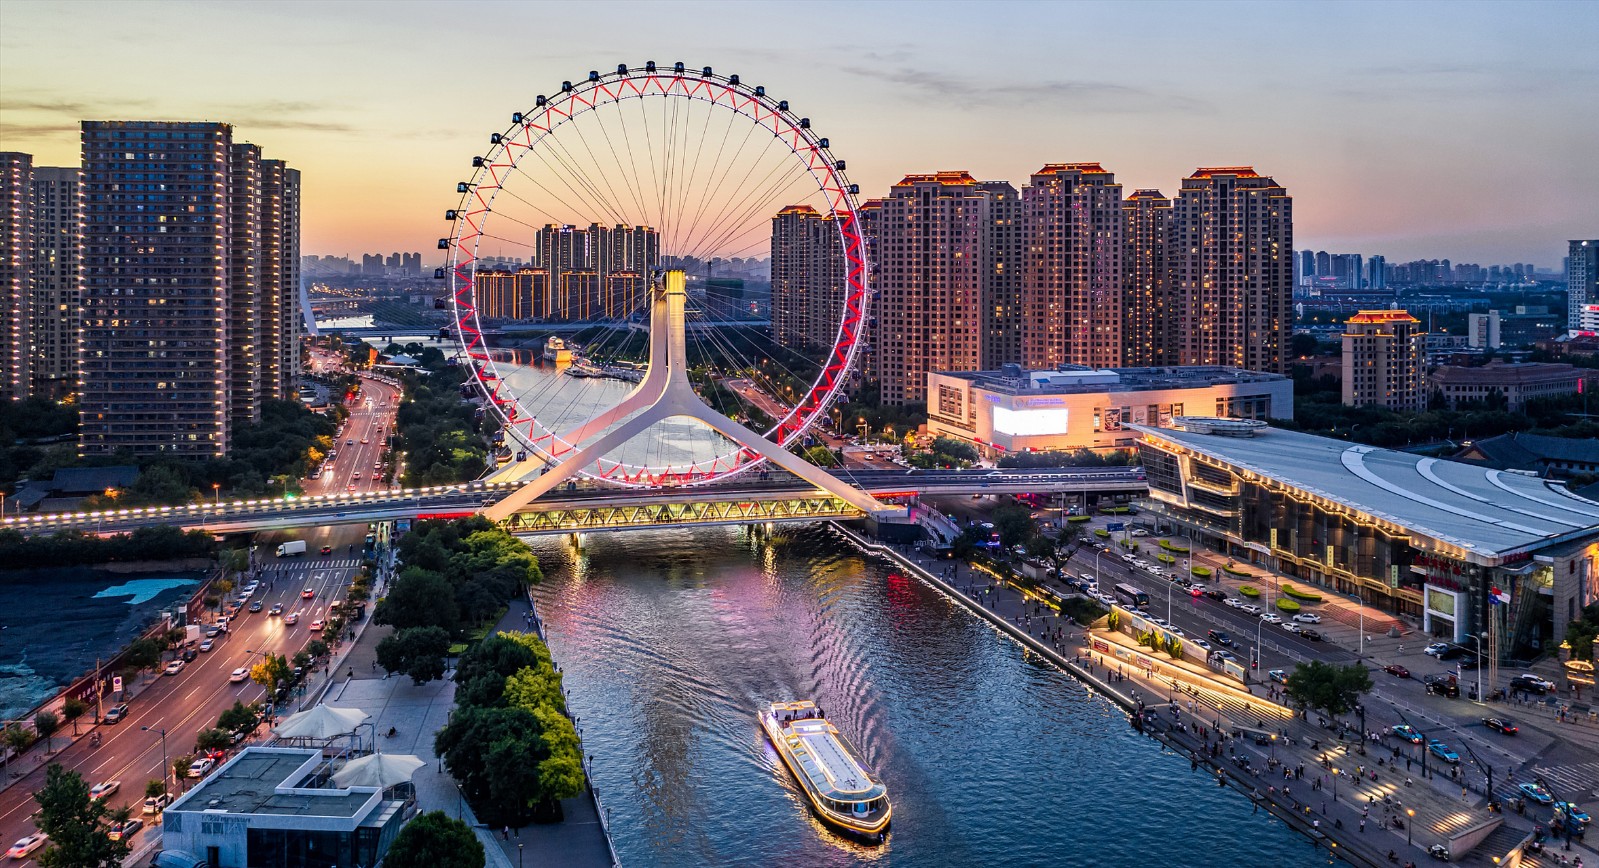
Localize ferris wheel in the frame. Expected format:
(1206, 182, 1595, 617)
(443, 62, 870, 488)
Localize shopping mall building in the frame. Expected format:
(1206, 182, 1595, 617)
(1133, 417, 1599, 660)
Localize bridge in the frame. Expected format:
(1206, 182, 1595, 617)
(0, 468, 1148, 538)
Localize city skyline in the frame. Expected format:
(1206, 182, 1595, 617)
(2, 1, 1595, 265)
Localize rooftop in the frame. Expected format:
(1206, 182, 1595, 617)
(1133, 423, 1599, 560)
(1429, 362, 1582, 384)
(166, 748, 382, 821)
(938, 364, 1289, 396)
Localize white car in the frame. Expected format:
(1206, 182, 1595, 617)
(163, 660, 186, 676)
(1190, 638, 1213, 653)
(199, 638, 214, 652)
(1424, 642, 1451, 657)
(1096, 593, 1116, 607)
(1260, 613, 1283, 624)
(188, 757, 215, 778)
(230, 667, 248, 683)
(89, 780, 120, 800)
(1282, 621, 1302, 633)
(1224, 598, 1245, 609)
(1517, 674, 1555, 691)
(6, 833, 48, 859)
(1239, 604, 1263, 615)
(1292, 613, 1322, 624)
(1167, 627, 1187, 639)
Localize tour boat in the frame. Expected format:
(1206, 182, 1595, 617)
(759, 700, 891, 841)
(541, 336, 572, 363)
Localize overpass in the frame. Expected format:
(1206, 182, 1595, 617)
(0, 467, 1148, 538)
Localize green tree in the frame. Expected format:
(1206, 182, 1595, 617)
(1284, 660, 1373, 721)
(374, 566, 462, 633)
(217, 701, 261, 737)
(144, 779, 166, 799)
(194, 728, 232, 754)
(434, 705, 549, 826)
(31, 763, 131, 868)
(123, 637, 165, 677)
(991, 505, 1035, 549)
(172, 755, 193, 783)
(34, 710, 60, 753)
(382, 810, 486, 868)
(250, 653, 290, 690)
(376, 626, 452, 685)
(306, 638, 330, 660)
(801, 445, 839, 467)
(4, 723, 36, 761)
(292, 650, 313, 671)
(61, 698, 88, 735)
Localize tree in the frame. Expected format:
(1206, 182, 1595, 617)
(123, 637, 165, 677)
(34, 710, 60, 753)
(991, 505, 1035, 549)
(250, 653, 290, 690)
(217, 701, 261, 737)
(377, 626, 452, 685)
(306, 638, 330, 660)
(1025, 523, 1088, 579)
(374, 566, 462, 633)
(382, 810, 485, 868)
(801, 445, 839, 467)
(172, 755, 193, 783)
(194, 728, 232, 754)
(62, 698, 88, 735)
(434, 705, 549, 826)
(293, 650, 313, 671)
(144, 779, 166, 800)
(1284, 661, 1373, 721)
(32, 763, 132, 868)
(4, 723, 35, 766)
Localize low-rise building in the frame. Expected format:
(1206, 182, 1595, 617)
(926, 365, 1293, 456)
(160, 747, 412, 868)
(1134, 418, 1599, 660)
(1427, 361, 1585, 411)
(1453, 433, 1599, 480)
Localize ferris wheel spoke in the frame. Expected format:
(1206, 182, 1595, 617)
(674, 124, 790, 262)
(674, 112, 761, 259)
(522, 140, 629, 230)
(539, 126, 634, 228)
(690, 162, 813, 263)
(559, 112, 642, 228)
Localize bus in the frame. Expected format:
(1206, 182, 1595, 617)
(1114, 583, 1150, 609)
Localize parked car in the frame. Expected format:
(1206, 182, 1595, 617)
(1224, 598, 1245, 609)
(1240, 604, 1263, 615)
(142, 793, 172, 815)
(181, 648, 198, 662)
(163, 660, 185, 676)
(1481, 717, 1518, 735)
(1427, 740, 1460, 764)
(1383, 664, 1411, 679)
(1291, 613, 1322, 624)
(89, 781, 120, 800)
(103, 703, 130, 724)
(188, 757, 215, 778)
(1260, 612, 1283, 624)
(7, 833, 48, 859)
(1516, 674, 1555, 691)
(107, 817, 144, 842)
(1510, 674, 1551, 695)
(1190, 638, 1213, 654)
(1203, 589, 1228, 602)
(1518, 782, 1554, 805)
(1391, 724, 1424, 744)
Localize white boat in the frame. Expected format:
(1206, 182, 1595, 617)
(759, 700, 890, 840)
(541, 337, 572, 363)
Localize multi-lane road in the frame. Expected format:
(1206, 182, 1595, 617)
(307, 373, 402, 498)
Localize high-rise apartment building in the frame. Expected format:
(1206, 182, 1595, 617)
(264, 160, 303, 400)
(873, 172, 1015, 405)
(1020, 163, 1124, 370)
(1, 153, 33, 401)
(1298, 249, 1314, 282)
(1171, 167, 1293, 374)
(79, 122, 300, 457)
(28, 166, 82, 398)
(1123, 189, 1175, 367)
(1568, 240, 1599, 332)
(770, 204, 842, 353)
(1341, 310, 1426, 412)
(532, 223, 657, 320)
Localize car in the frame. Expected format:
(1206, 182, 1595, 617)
(1481, 717, 1518, 735)
(203, 625, 221, 639)
(269, 603, 284, 616)
(1518, 782, 1554, 805)
(345, 439, 353, 446)
(181, 647, 198, 662)
(1437, 645, 1471, 661)
(188, 757, 216, 778)
(1189, 586, 1205, 598)
(107, 817, 144, 842)
(163, 660, 185, 676)
(230, 667, 248, 683)
(1240, 604, 1263, 615)
(1427, 740, 1460, 764)
(1130, 528, 1149, 537)
(1260, 613, 1283, 624)
(1167, 627, 1186, 639)
(1203, 589, 1228, 602)
(1267, 668, 1288, 684)
(198, 639, 214, 652)
(7, 833, 48, 859)
(1424, 674, 1460, 697)
(309, 619, 324, 632)
(1298, 629, 1323, 642)
(1148, 616, 1169, 627)
(284, 612, 299, 625)
(142, 793, 172, 815)
(89, 780, 120, 800)
(348, 483, 357, 491)
(353, 473, 362, 481)
(1424, 642, 1451, 657)
(1516, 673, 1555, 691)
(301, 588, 315, 599)
(1190, 638, 1213, 654)
(320, 545, 333, 556)
(360, 438, 369, 444)
(1384, 664, 1411, 679)
(103, 703, 129, 724)
(248, 600, 263, 613)
(1554, 801, 1591, 827)
(1282, 621, 1302, 633)
(1207, 630, 1234, 647)
(1509, 675, 1551, 695)
(1391, 724, 1424, 744)
(1223, 598, 1244, 609)
(1292, 613, 1322, 624)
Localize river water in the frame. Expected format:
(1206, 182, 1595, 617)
(525, 525, 1327, 867)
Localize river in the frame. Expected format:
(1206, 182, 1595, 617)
(525, 525, 1327, 867)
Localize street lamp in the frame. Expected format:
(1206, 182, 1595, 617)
(518, 843, 524, 868)
(213, 482, 221, 506)
(1347, 593, 1365, 656)
(1405, 808, 1414, 847)
(142, 725, 169, 796)
(1329, 764, 1337, 800)
(1470, 632, 1486, 702)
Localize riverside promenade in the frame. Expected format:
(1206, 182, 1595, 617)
(831, 523, 1563, 867)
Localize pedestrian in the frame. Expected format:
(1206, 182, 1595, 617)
(501, 826, 509, 841)
(1359, 819, 1366, 833)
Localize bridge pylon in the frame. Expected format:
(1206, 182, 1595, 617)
(482, 270, 900, 523)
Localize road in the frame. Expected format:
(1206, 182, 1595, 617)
(307, 372, 402, 498)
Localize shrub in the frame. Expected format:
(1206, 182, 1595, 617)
(1281, 584, 1324, 602)
(1190, 566, 1212, 578)
(1094, 528, 1110, 538)
(1223, 564, 1251, 577)
(1156, 553, 1176, 564)
(1276, 597, 1302, 613)
(1100, 506, 1131, 515)
(1239, 585, 1260, 598)
(1159, 540, 1190, 554)
(1067, 515, 1092, 524)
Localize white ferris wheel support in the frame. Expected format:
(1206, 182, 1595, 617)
(481, 270, 902, 523)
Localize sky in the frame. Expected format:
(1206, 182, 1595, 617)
(2, 0, 1596, 267)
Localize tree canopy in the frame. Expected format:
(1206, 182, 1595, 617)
(32, 764, 131, 868)
(383, 810, 485, 868)
(376, 626, 452, 685)
(1284, 660, 1373, 721)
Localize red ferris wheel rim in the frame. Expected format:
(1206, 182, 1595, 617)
(443, 64, 870, 487)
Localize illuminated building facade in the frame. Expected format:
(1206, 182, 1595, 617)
(874, 172, 1016, 405)
(1569, 240, 1599, 333)
(1, 152, 32, 401)
(511, 223, 658, 321)
(1123, 189, 1175, 367)
(29, 166, 82, 398)
(1172, 168, 1293, 373)
(1021, 163, 1124, 370)
(79, 121, 300, 457)
(771, 204, 843, 354)
(1136, 419, 1599, 660)
(925, 365, 1291, 455)
(1340, 310, 1426, 412)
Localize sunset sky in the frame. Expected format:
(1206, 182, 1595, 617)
(3, 0, 1595, 267)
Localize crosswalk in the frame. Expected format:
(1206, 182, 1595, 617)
(259, 558, 364, 572)
(1530, 759, 1599, 801)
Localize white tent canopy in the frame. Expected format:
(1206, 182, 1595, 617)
(331, 753, 426, 789)
(272, 705, 369, 739)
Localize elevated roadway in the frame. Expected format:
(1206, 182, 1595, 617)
(1, 468, 1148, 538)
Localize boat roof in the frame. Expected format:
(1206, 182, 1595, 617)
(775, 714, 885, 802)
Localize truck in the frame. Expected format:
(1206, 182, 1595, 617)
(276, 540, 307, 558)
(185, 624, 202, 646)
